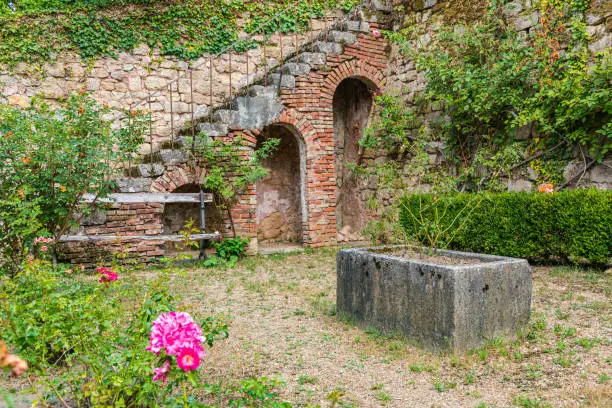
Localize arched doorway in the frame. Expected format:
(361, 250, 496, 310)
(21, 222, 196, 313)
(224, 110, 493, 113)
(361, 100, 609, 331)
(333, 77, 374, 241)
(256, 124, 306, 244)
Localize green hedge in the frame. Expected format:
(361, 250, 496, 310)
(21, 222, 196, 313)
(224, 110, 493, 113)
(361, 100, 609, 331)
(399, 190, 612, 265)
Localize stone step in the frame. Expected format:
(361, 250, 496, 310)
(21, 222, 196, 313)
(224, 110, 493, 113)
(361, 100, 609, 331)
(126, 163, 165, 178)
(313, 41, 343, 54)
(269, 73, 296, 89)
(143, 149, 190, 165)
(299, 52, 326, 66)
(249, 85, 278, 98)
(213, 109, 240, 125)
(199, 123, 229, 137)
(345, 20, 370, 33)
(328, 30, 356, 44)
(281, 62, 311, 76)
(116, 177, 152, 193)
(234, 96, 283, 129)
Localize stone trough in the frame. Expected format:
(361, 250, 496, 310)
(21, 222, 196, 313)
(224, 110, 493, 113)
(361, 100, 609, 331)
(336, 246, 532, 353)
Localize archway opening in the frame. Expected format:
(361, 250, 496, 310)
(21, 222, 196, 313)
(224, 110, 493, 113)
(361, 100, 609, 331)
(333, 77, 374, 241)
(162, 183, 224, 236)
(256, 124, 305, 244)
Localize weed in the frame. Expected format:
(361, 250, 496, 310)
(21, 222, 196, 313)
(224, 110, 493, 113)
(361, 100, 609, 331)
(432, 379, 456, 392)
(513, 395, 552, 408)
(376, 391, 391, 403)
(525, 364, 543, 380)
(297, 374, 318, 385)
(464, 371, 477, 385)
(554, 308, 570, 320)
(553, 354, 575, 368)
(553, 325, 577, 339)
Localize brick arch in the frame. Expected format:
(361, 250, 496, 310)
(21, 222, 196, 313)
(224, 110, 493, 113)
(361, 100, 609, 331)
(274, 108, 317, 144)
(150, 165, 202, 193)
(320, 59, 385, 109)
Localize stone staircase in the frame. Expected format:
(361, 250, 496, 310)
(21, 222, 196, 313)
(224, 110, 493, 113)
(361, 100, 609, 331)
(118, 16, 371, 190)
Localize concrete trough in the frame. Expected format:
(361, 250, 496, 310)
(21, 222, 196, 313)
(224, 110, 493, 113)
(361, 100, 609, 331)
(337, 246, 532, 353)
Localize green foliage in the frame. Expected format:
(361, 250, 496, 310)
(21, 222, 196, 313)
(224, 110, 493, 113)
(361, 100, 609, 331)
(228, 377, 292, 407)
(0, 260, 118, 368)
(399, 189, 612, 265)
(389, 1, 611, 188)
(0, 92, 146, 273)
(195, 134, 279, 235)
(0, 0, 358, 66)
(1, 258, 230, 406)
(215, 236, 250, 261)
(355, 92, 467, 246)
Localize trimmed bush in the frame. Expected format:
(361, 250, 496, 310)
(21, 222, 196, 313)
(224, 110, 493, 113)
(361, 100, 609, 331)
(399, 190, 611, 265)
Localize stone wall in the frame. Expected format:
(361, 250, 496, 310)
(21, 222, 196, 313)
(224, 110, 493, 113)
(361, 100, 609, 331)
(0, 15, 336, 155)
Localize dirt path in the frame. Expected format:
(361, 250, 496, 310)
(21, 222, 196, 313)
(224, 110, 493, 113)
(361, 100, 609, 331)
(170, 250, 611, 408)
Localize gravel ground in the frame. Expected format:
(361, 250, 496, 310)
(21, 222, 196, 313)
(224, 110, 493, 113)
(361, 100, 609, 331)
(2, 248, 610, 407)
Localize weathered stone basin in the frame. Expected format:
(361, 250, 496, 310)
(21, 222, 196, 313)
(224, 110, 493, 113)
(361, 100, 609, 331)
(337, 247, 532, 353)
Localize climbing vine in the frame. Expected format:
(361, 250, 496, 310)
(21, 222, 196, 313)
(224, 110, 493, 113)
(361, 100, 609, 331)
(0, 0, 358, 67)
(386, 0, 611, 189)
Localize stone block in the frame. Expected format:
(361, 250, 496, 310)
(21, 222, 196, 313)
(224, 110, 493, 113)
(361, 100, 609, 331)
(86, 78, 100, 91)
(269, 73, 295, 89)
(281, 62, 311, 76)
(199, 123, 229, 137)
(370, 0, 394, 12)
(589, 34, 611, 53)
(135, 163, 165, 178)
(299, 52, 327, 67)
(507, 178, 533, 192)
(345, 21, 370, 33)
(158, 149, 189, 165)
(337, 247, 532, 353)
(249, 85, 278, 98)
(313, 41, 343, 54)
(213, 109, 240, 125)
(117, 178, 152, 193)
(514, 12, 539, 31)
(589, 161, 612, 184)
(7, 94, 29, 108)
(235, 96, 283, 129)
(328, 30, 357, 44)
(502, 0, 522, 17)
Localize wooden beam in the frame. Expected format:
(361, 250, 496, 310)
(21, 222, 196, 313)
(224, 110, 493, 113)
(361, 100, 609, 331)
(59, 233, 220, 243)
(82, 193, 214, 204)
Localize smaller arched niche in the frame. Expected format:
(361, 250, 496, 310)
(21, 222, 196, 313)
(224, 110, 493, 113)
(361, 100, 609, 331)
(333, 77, 374, 241)
(162, 183, 224, 235)
(256, 124, 306, 244)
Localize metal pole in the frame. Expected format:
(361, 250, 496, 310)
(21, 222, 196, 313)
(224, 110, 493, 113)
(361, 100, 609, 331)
(190, 70, 195, 153)
(199, 189, 207, 260)
(169, 83, 174, 149)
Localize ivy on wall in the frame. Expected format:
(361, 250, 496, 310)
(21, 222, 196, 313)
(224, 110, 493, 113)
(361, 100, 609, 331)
(386, 0, 611, 189)
(0, 0, 359, 66)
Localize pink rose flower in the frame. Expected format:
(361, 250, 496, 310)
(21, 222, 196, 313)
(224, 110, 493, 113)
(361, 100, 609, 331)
(153, 360, 171, 383)
(40, 246, 48, 252)
(372, 28, 382, 38)
(147, 312, 206, 378)
(177, 348, 200, 371)
(97, 266, 118, 283)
